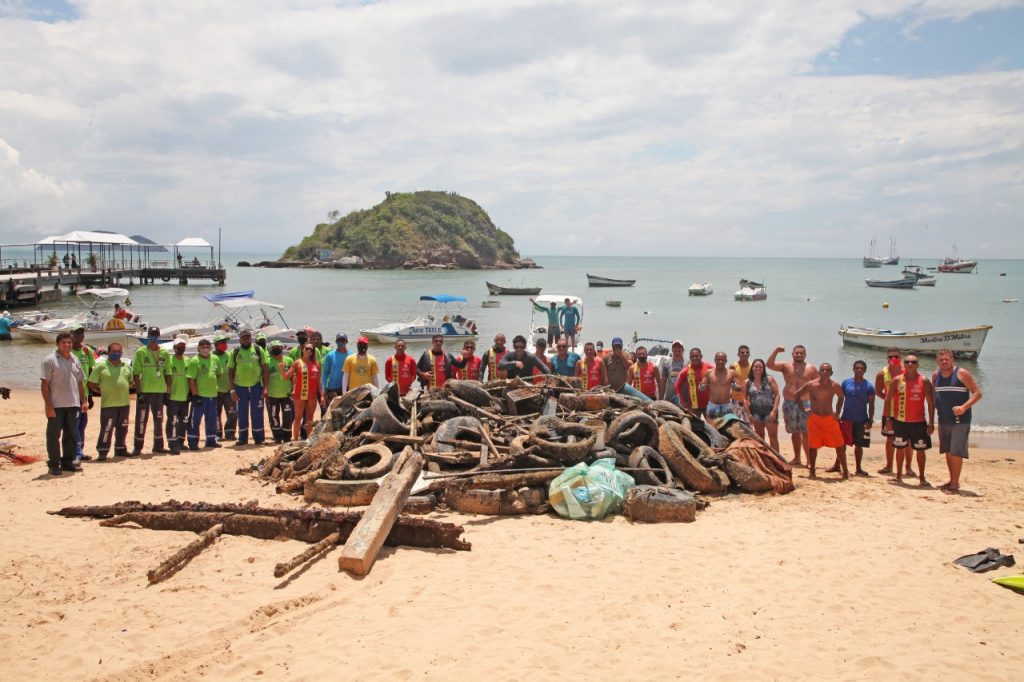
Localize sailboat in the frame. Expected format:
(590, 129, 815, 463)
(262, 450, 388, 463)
(883, 237, 900, 265)
(863, 237, 884, 268)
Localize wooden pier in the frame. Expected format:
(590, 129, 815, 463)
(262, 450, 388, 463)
(0, 265, 226, 307)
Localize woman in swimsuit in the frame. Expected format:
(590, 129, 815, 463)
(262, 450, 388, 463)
(744, 358, 781, 453)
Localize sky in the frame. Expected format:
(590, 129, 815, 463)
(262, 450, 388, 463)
(1, 0, 1022, 258)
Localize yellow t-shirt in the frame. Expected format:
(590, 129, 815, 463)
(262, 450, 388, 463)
(731, 361, 751, 400)
(342, 353, 378, 388)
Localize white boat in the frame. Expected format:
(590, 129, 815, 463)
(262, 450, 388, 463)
(734, 279, 766, 301)
(529, 293, 583, 356)
(882, 237, 900, 265)
(360, 295, 478, 343)
(837, 324, 993, 359)
(688, 282, 713, 296)
(902, 265, 936, 286)
(12, 288, 146, 343)
(142, 292, 298, 353)
(863, 237, 885, 268)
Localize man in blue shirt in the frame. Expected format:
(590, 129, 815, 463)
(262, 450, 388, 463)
(549, 338, 580, 377)
(832, 359, 875, 476)
(0, 310, 12, 341)
(321, 332, 349, 402)
(558, 298, 581, 350)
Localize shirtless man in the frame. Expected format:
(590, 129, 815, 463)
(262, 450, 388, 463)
(767, 345, 819, 466)
(700, 351, 738, 419)
(875, 348, 914, 477)
(794, 362, 847, 479)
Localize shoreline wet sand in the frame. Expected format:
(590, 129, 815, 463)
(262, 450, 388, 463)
(1, 390, 1022, 679)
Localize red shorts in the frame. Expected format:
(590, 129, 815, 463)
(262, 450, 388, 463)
(808, 413, 845, 449)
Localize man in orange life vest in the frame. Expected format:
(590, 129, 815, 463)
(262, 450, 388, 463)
(451, 340, 482, 380)
(576, 341, 608, 389)
(630, 346, 664, 400)
(385, 339, 419, 396)
(884, 354, 935, 486)
(480, 334, 508, 381)
(417, 335, 458, 389)
(675, 347, 713, 418)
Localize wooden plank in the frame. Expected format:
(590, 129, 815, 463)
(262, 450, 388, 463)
(337, 447, 424, 576)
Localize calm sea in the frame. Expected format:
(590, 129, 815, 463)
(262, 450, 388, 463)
(4, 254, 1021, 430)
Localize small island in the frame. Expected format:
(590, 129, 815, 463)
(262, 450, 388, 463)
(267, 191, 538, 270)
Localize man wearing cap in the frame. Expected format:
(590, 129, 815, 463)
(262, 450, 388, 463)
(288, 329, 311, 362)
(309, 330, 329, 365)
(343, 337, 379, 391)
(70, 325, 96, 462)
(0, 309, 12, 341)
(187, 338, 222, 449)
(321, 333, 349, 402)
(254, 331, 268, 352)
(228, 328, 269, 445)
(131, 327, 171, 455)
(88, 341, 133, 459)
(417, 335, 458, 389)
(212, 333, 237, 441)
(386, 339, 419, 395)
(266, 339, 294, 443)
(164, 335, 192, 455)
(40, 332, 89, 475)
(660, 341, 687, 404)
(603, 337, 651, 402)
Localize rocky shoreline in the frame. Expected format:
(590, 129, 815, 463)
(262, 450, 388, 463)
(238, 255, 540, 270)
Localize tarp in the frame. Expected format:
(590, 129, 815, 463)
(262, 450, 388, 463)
(37, 231, 140, 246)
(176, 237, 213, 248)
(420, 295, 467, 303)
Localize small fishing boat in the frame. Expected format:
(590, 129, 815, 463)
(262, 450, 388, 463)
(901, 265, 936, 286)
(605, 300, 622, 307)
(838, 324, 993, 359)
(481, 300, 501, 308)
(734, 279, 766, 301)
(13, 288, 147, 343)
(361, 294, 478, 343)
(687, 282, 713, 296)
(587, 273, 636, 287)
(1003, 298, 1019, 303)
(486, 281, 542, 296)
(937, 245, 977, 273)
(865, 278, 916, 289)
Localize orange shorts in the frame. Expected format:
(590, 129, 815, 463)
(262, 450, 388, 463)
(807, 413, 845, 449)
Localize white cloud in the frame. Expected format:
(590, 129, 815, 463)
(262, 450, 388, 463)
(0, 0, 1020, 257)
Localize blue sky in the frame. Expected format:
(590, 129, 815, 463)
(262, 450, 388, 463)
(0, 1, 1021, 258)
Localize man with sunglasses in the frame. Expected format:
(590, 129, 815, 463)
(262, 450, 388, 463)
(549, 339, 580, 377)
(883, 354, 935, 486)
(875, 348, 914, 477)
(498, 335, 547, 379)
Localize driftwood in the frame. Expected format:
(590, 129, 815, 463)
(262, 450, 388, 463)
(338, 448, 424, 575)
(147, 523, 224, 584)
(274, 531, 341, 578)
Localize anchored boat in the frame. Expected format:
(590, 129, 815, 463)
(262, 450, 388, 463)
(734, 279, 766, 301)
(838, 324, 993, 359)
(901, 265, 936, 286)
(361, 295, 478, 343)
(687, 282, 713, 296)
(586, 273, 636, 287)
(13, 288, 146, 343)
(865, 278, 916, 289)
(486, 282, 542, 296)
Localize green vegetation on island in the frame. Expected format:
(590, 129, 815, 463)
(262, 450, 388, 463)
(281, 191, 532, 269)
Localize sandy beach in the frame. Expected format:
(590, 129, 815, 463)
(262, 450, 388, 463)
(1, 389, 1022, 681)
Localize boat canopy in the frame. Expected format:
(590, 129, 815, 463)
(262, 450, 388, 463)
(532, 294, 581, 306)
(78, 287, 131, 299)
(212, 297, 284, 311)
(420, 295, 467, 303)
(204, 290, 255, 303)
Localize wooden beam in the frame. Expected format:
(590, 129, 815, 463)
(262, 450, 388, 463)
(337, 447, 424, 576)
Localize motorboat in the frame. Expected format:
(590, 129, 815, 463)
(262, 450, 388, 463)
(587, 273, 636, 287)
(838, 324, 993, 359)
(937, 245, 977, 273)
(734, 279, 766, 301)
(865, 278, 916, 289)
(481, 300, 501, 308)
(688, 282, 713, 296)
(901, 265, 936, 286)
(487, 281, 542, 296)
(529, 294, 583, 355)
(360, 295, 478, 343)
(142, 291, 298, 352)
(12, 288, 147, 343)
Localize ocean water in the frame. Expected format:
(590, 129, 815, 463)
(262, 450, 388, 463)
(4, 254, 1022, 430)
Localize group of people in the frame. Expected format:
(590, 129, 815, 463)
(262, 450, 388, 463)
(38, 322, 982, 493)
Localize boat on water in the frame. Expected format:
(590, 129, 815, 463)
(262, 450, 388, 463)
(901, 265, 936, 286)
(529, 294, 583, 355)
(360, 295, 478, 343)
(147, 292, 298, 352)
(13, 288, 147, 343)
(734, 279, 766, 301)
(688, 282, 713, 296)
(587, 273, 636, 287)
(838, 324, 993, 359)
(863, 237, 885, 268)
(882, 237, 900, 265)
(487, 281, 542, 296)
(937, 246, 977, 273)
(605, 300, 621, 307)
(866, 278, 916, 289)
(481, 300, 501, 308)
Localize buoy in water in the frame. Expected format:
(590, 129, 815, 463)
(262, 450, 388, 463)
(882, 302, 889, 309)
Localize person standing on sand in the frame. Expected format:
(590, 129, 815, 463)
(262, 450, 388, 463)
(577, 341, 608, 389)
(88, 341, 133, 460)
(660, 340, 686, 404)
(320, 333, 349, 402)
(767, 345, 819, 466)
(266, 340, 294, 443)
(794, 362, 847, 479)
(386, 339, 420, 394)
(288, 329, 310, 362)
(884, 354, 935, 486)
(186, 338, 222, 450)
(729, 344, 752, 420)
(164, 335, 192, 455)
(40, 332, 88, 475)
(675, 347, 713, 418)
(342, 337, 379, 392)
(932, 349, 982, 494)
(418, 335, 458, 388)
(212, 333, 237, 441)
(132, 327, 171, 455)
(531, 299, 561, 346)
(228, 328, 269, 446)
(480, 334, 508, 381)
(69, 325, 95, 463)
(832, 360, 874, 477)
(280, 343, 323, 441)
(630, 346, 664, 400)
(700, 351, 739, 419)
(743, 358, 781, 452)
(875, 348, 914, 477)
